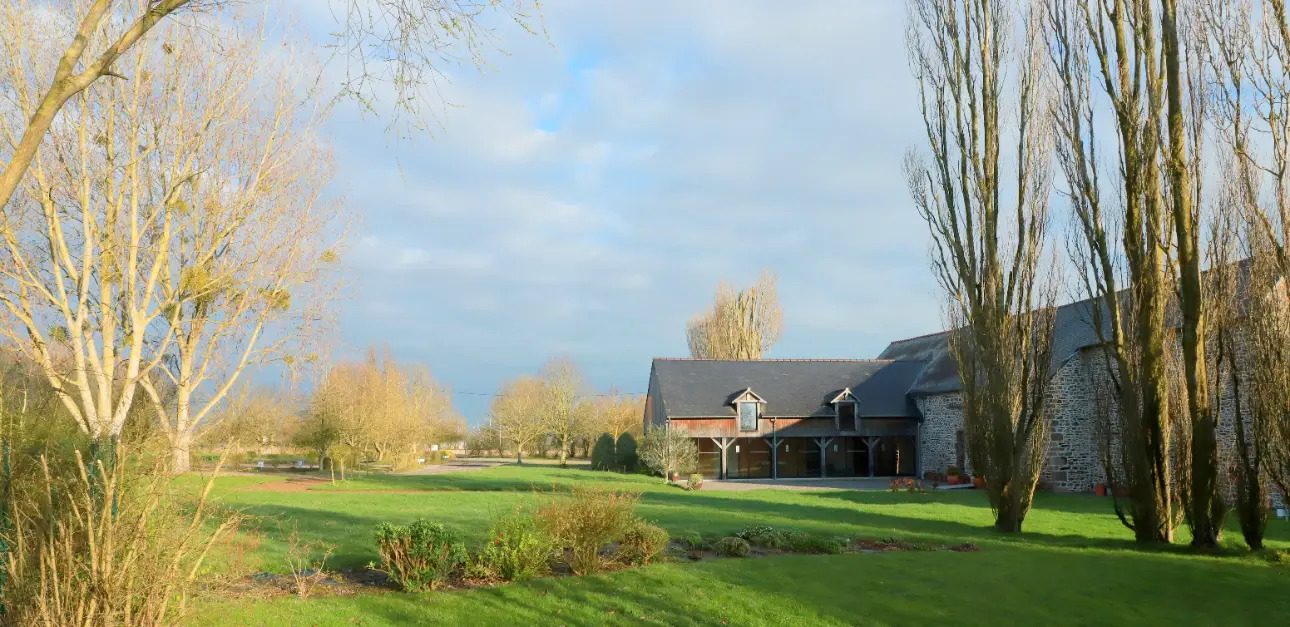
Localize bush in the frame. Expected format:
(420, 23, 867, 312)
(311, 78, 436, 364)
(790, 534, 849, 555)
(0, 445, 242, 626)
(889, 477, 924, 493)
(591, 434, 617, 471)
(677, 530, 707, 550)
(537, 488, 641, 575)
(638, 428, 698, 481)
(474, 509, 556, 582)
(686, 473, 704, 490)
(734, 524, 775, 541)
(373, 520, 468, 591)
(616, 520, 670, 565)
(616, 433, 639, 473)
(712, 536, 751, 557)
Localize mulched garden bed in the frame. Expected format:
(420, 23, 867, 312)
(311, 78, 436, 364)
(205, 537, 982, 601)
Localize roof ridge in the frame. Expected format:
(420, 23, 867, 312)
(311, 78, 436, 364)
(883, 329, 950, 345)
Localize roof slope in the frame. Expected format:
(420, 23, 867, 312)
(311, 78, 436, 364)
(651, 359, 927, 419)
(877, 295, 1119, 394)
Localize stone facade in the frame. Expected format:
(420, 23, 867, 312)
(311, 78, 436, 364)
(915, 343, 1287, 508)
(914, 392, 968, 476)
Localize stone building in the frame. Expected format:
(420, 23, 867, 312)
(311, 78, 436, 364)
(646, 292, 1284, 506)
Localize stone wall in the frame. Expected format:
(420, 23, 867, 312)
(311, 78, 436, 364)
(914, 392, 968, 476)
(1042, 349, 1108, 492)
(916, 341, 1288, 509)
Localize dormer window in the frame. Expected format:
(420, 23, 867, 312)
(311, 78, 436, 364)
(732, 388, 765, 432)
(738, 401, 759, 431)
(831, 388, 859, 431)
(837, 402, 856, 431)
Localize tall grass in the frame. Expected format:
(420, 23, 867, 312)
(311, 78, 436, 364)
(0, 445, 240, 626)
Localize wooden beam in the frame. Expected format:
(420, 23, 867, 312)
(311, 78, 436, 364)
(865, 437, 881, 478)
(815, 437, 833, 478)
(711, 437, 733, 480)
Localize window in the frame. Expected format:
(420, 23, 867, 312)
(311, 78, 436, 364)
(738, 401, 759, 431)
(837, 402, 857, 431)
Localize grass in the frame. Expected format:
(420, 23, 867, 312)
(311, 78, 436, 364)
(189, 464, 1290, 626)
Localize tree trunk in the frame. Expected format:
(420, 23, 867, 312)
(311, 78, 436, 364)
(170, 431, 193, 474)
(993, 486, 1026, 533)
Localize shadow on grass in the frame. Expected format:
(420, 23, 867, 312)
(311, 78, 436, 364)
(347, 546, 1290, 627)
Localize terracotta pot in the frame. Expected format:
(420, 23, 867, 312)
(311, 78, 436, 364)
(973, 476, 985, 489)
(1094, 484, 1107, 497)
(669, 472, 679, 481)
(947, 475, 961, 485)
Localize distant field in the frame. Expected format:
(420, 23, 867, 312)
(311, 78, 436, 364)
(189, 464, 1290, 626)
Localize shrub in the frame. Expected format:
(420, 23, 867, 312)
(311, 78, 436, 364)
(373, 520, 468, 591)
(284, 525, 335, 599)
(734, 524, 775, 541)
(0, 445, 242, 626)
(790, 534, 849, 555)
(889, 477, 924, 493)
(946, 465, 962, 477)
(616, 520, 670, 565)
(591, 433, 617, 470)
(638, 428, 698, 481)
(474, 509, 556, 582)
(686, 473, 704, 490)
(537, 488, 641, 575)
(616, 433, 639, 473)
(712, 536, 751, 557)
(677, 530, 707, 550)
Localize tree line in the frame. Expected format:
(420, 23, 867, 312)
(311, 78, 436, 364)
(477, 357, 644, 465)
(906, 0, 1290, 550)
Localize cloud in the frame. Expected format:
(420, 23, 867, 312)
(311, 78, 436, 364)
(282, 0, 942, 421)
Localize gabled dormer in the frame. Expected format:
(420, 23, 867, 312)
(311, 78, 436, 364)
(830, 388, 859, 431)
(731, 388, 765, 432)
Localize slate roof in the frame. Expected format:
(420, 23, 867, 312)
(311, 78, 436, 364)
(650, 359, 927, 419)
(877, 295, 1119, 394)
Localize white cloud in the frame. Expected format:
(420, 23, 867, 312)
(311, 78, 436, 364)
(282, 0, 943, 420)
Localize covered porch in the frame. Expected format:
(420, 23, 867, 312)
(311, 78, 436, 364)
(696, 434, 917, 480)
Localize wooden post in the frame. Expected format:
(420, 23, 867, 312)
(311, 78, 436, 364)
(710, 437, 733, 480)
(865, 437, 881, 477)
(815, 437, 833, 478)
(764, 434, 778, 480)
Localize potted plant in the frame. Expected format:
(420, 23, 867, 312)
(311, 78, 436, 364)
(1094, 484, 1107, 497)
(687, 473, 704, 491)
(923, 470, 942, 482)
(972, 474, 985, 489)
(945, 466, 962, 486)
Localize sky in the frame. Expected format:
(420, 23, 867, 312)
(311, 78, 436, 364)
(284, 0, 942, 423)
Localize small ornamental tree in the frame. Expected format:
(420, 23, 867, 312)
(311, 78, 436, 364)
(616, 433, 639, 473)
(639, 428, 698, 482)
(591, 434, 617, 470)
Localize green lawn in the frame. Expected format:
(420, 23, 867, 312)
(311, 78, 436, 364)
(190, 465, 1290, 626)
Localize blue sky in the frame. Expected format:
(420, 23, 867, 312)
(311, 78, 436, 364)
(285, 1, 942, 423)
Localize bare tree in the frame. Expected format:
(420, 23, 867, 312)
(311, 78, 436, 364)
(198, 386, 298, 453)
(906, 0, 1058, 532)
(0, 0, 541, 217)
(303, 348, 461, 468)
(490, 375, 546, 464)
(595, 391, 644, 440)
(686, 270, 783, 360)
(638, 425, 698, 483)
(1047, 0, 1182, 544)
(537, 356, 584, 466)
